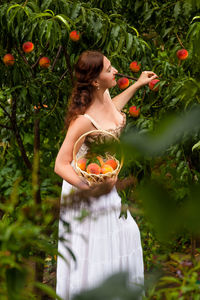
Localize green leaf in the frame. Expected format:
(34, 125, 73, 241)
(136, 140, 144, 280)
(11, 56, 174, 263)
(55, 14, 74, 31)
(31, 12, 53, 20)
(128, 25, 139, 37)
(173, 2, 181, 19)
(34, 282, 62, 300)
(192, 140, 200, 151)
(7, 4, 21, 15)
(6, 268, 27, 300)
(126, 32, 133, 52)
(41, 0, 53, 11)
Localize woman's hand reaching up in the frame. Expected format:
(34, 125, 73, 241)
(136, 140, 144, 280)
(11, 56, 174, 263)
(136, 71, 158, 88)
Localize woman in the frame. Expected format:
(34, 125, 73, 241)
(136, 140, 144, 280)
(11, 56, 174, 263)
(55, 50, 157, 300)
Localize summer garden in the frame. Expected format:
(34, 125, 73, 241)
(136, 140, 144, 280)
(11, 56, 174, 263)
(1, 0, 200, 299)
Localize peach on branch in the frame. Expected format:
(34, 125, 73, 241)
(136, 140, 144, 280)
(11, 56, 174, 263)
(34, 104, 48, 110)
(69, 30, 80, 42)
(39, 57, 50, 68)
(130, 61, 141, 72)
(176, 49, 188, 61)
(22, 42, 34, 53)
(86, 163, 101, 175)
(129, 106, 140, 118)
(3, 54, 15, 66)
(149, 79, 160, 92)
(117, 77, 129, 89)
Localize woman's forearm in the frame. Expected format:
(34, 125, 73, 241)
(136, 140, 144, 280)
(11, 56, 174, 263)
(54, 162, 89, 190)
(112, 81, 142, 111)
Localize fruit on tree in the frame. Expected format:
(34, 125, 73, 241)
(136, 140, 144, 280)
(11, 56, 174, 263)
(104, 159, 117, 170)
(34, 104, 48, 110)
(22, 41, 34, 53)
(130, 61, 141, 72)
(69, 30, 80, 41)
(101, 164, 114, 174)
(86, 163, 101, 175)
(176, 49, 188, 60)
(3, 54, 15, 66)
(129, 106, 140, 118)
(39, 57, 50, 68)
(77, 157, 87, 171)
(117, 77, 129, 89)
(149, 79, 160, 92)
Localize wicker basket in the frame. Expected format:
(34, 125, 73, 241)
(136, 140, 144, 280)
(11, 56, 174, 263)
(73, 129, 124, 185)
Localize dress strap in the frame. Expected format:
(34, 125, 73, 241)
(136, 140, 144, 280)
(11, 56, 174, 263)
(83, 114, 102, 130)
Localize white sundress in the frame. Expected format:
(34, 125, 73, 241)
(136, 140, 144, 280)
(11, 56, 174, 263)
(56, 112, 144, 300)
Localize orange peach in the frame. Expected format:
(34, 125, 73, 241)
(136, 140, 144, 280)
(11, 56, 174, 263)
(77, 157, 87, 171)
(129, 106, 140, 118)
(33, 104, 48, 110)
(3, 54, 15, 66)
(39, 57, 50, 68)
(130, 61, 141, 72)
(117, 77, 129, 89)
(148, 79, 160, 92)
(101, 164, 113, 174)
(22, 41, 34, 53)
(86, 163, 101, 175)
(104, 159, 117, 170)
(176, 49, 188, 60)
(69, 30, 80, 41)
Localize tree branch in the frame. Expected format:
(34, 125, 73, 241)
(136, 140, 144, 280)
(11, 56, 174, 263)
(11, 97, 32, 170)
(16, 47, 34, 75)
(61, 47, 74, 83)
(51, 45, 62, 71)
(116, 73, 138, 81)
(0, 103, 11, 120)
(31, 42, 49, 69)
(175, 32, 185, 49)
(0, 123, 12, 130)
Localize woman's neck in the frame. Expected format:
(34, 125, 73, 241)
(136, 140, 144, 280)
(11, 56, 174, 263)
(92, 88, 108, 105)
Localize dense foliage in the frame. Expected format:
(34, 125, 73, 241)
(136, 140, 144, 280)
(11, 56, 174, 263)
(1, 0, 200, 299)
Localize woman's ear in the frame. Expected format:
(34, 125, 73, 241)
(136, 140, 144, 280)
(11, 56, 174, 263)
(92, 79, 99, 88)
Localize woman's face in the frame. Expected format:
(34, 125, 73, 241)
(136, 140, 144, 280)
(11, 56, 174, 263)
(97, 56, 118, 89)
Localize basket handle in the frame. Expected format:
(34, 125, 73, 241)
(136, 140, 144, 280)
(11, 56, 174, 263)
(73, 129, 124, 172)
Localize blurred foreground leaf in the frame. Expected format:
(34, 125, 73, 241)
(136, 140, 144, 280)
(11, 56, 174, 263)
(72, 272, 143, 300)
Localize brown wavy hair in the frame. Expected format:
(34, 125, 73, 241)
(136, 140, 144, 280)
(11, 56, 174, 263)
(65, 50, 104, 128)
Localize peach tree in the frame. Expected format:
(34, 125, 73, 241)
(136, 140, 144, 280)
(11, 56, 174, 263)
(1, 0, 200, 299)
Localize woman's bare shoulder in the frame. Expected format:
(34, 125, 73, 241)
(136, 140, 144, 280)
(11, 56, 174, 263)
(68, 114, 93, 134)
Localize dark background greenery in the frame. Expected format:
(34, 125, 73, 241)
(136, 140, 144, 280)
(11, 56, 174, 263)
(1, 0, 200, 299)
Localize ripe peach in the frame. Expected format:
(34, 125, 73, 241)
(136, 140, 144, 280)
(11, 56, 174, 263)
(96, 156, 105, 167)
(22, 41, 34, 53)
(39, 57, 50, 68)
(69, 30, 80, 42)
(130, 61, 141, 72)
(148, 79, 160, 92)
(176, 49, 188, 60)
(104, 159, 117, 170)
(101, 164, 113, 174)
(129, 106, 140, 118)
(117, 77, 129, 89)
(77, 157, 87, 171)
(86, 163, 101, 175)
(3, 54, 15, 66)
(34, 104, 48, 110)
